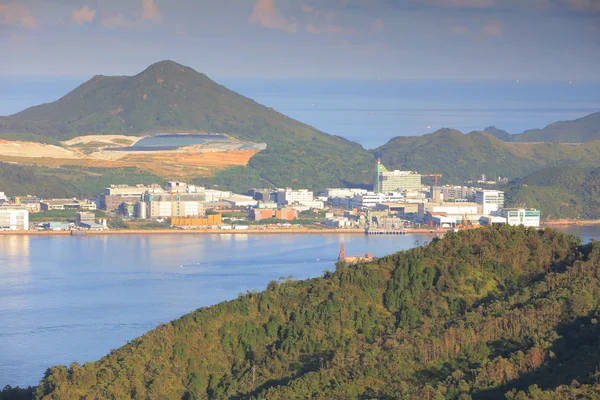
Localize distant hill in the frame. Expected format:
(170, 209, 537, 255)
(374, 128, 600, 183)
(514, 111, 600, 143)
(0, 61, 373, 190)
(483, 125, 513, 141)
(15, 226, 600, 399)
(481, 111, 600, 143)
(506, 166, 600, 220)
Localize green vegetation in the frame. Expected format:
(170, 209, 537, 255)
(514, 111, 600, 143)
(484, 111, 600, 143)
(0, 60, 373, 191)
(10, 226, 600, 399)
(375, 129, 600, 183)
(506, 167, 600, 220)
(0, 162, 164, 198)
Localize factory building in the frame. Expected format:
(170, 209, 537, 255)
(40, 199, 96, 211)
(0, 206, 29, 230)
(476, 190, 505, 215)
(501, 208, 541, 228)
(375, 202, 419, 217)
(418, 202, 479, 220)
(375, 161, 421, 193)
(101, 184, 162, 211)
(249, 189, 278, 202)
(325, 188, 368, 198)
(141, 193, 206, 219)
(351, 192, 405, 209)
(277, 188, 314, 205)
(441, 186, 478, 202)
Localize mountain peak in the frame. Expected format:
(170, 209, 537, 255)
(139, 60, 205, 78)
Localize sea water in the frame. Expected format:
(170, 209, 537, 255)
(2, 77, 600, 149)
(0, 233, 436, 388)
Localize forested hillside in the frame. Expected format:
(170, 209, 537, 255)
(506, 167, 600, 220)
(11, 226, 600, 399)
(0, 163, 164, 198)
(375, 129, 600, 183)
(483, 111, 600, 143)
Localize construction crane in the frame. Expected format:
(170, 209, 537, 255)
(422, 173, 443, 186)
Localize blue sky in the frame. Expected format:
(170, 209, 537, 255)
(1, 0, 599, 80)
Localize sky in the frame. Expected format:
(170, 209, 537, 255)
(0, 0, 599, 80)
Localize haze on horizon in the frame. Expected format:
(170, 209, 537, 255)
(0, 0, 599, 81)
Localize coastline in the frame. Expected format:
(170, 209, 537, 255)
(0, 228, 443, 236)
(544, 219, 600, 227)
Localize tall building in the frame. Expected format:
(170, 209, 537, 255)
(476, 190, 505, 215)
(0, 206, 29, 230)
(375, 161, 421, 193)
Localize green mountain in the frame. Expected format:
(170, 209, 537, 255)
(514, 111, 600, 143)
(0, 60, 373, 191)
(6, 226, 599, 399)
(481, 112, 600, 143)
(506, 166, 600, 220)
(374, 128, 600, 183)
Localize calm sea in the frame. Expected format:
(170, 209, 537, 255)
(1, 77, 600, 149)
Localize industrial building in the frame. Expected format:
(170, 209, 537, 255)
(0, 206, 29, 230)
(375, 202, 419, 217)
(250, 208, 296, 221)
(277, 188, 314, 205)
(325, 188, 368, 198)
(40, 199, 96, 211)
(440, 186, 479, 202)
(476, 190, 505, 215)
(101, 184, 162, 211)
(501, 208, 541, 228)
(141, 193, 206, 219)
(351, 192, 405, 209)
(249, 189, 278, 202)
(10, 196, 41, 212)
(375, 161, 422, 193)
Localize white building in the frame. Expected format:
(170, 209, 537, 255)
(476, 190, 505, 215)
(278, 188, 314, 205)
(501, 208, 541, 228)
(325, 188, 368, 198)
(0, 206, 29, 230)
(441, 186, 478, 201)
(0, 192, 7, 203)
(351, 192, 405, 209)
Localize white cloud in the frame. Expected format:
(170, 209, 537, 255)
(482, 20, 504, 36)
(249, 0, 298, 33)
(0, 2, 37, 29)
(71, 5, 96, 25)
(101, 0, 162, 29)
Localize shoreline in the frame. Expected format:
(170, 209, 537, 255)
(544, 219, 600, 227)
(0, 228, 444, 236)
